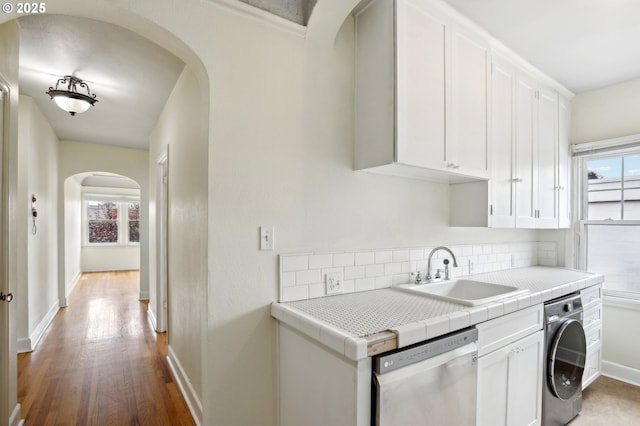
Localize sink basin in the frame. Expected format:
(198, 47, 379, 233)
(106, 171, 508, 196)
(397, 279, 529, 306)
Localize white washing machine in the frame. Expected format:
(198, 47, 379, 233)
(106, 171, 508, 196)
(542, 292, 587, 425)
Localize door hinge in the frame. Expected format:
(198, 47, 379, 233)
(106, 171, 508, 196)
(490, 204, 493, 215)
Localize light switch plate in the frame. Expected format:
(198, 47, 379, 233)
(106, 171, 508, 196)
(260, 226, 274, 250)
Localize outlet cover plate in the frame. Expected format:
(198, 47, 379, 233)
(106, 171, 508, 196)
(325, 272, 344, 295)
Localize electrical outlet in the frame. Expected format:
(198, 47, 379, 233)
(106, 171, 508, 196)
(325, 272, 344, 295)
(259, 226, 274, 250)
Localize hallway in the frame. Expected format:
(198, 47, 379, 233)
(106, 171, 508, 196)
(17, 271, 194, 425)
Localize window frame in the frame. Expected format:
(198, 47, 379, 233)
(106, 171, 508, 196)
(83, 196, 141, 247)
(576, 143, 640, 300)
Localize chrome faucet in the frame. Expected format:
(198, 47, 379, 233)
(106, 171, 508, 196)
(426, 246, 458, 282)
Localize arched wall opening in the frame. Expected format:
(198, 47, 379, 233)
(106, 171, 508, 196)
(2, 3, 211, 424)
(64, 172, 142, 297)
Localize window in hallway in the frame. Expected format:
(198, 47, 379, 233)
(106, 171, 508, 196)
(84, 196, 140, 246)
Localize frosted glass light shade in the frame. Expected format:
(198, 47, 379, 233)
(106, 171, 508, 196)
(53, 95, 92, 115)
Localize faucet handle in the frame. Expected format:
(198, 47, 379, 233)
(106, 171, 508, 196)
(414, 271, 422, 284)
(435, 269, 442, 279)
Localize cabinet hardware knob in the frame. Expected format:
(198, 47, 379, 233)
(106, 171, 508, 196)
(0, 292, 13, 303)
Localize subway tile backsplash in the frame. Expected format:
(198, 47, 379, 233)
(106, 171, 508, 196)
(279, 241, 557, 302)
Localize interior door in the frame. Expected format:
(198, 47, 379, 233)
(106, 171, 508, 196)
(0, 74, 15, 425)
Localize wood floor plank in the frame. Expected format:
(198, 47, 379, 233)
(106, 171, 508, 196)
(18, 271, 195, 426)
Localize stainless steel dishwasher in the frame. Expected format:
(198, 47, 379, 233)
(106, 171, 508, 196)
(372, 327, 478, 426)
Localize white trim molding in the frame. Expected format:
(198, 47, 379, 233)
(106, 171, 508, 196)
(9, 403, 21, 426)
(147, 306, 158, 331)
(166, 345, 203, 425)
(602, 360, 640, 387)
(203, 0, 306, 38)
(603, 294, 640, 310)
(572, 133, 640, 157)
(17, 301, 59, 353)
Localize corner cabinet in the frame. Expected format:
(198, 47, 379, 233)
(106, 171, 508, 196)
(354, 0, 490, 183)
(450, 53, 572, 229)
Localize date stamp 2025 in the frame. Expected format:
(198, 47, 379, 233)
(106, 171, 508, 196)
(2, 2, 47, 14)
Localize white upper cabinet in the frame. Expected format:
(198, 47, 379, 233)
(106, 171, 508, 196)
(489, 56, 517, 228)
(355, 0, 573, 227)
(395, 0, 446, 170)
(513, 72, 538, 228)
(447, 22, 490, 175)
(557, 96, 571, 228)
(536, 86, 560, 228)
(452, 56, 573, 229)
(355, 0, 489, 183)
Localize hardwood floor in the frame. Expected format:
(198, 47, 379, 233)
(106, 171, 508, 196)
(18, 271, 195, 426)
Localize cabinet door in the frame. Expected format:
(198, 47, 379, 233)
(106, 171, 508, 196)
(489, 57, 516, 228)
(508, 331, 544, 426)
(396, 0, 446, 169)
(514, 73, 537, 228)
(557, 95, 571, 228)
(477, 344, 510, 426)
(447, 22, 489, 176)
(477, 330, 543, 426)
(536, 87, 559, 228)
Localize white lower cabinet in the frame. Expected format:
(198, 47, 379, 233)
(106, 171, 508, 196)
(476, 305, 544, 426)
(477, 330, 544, 426)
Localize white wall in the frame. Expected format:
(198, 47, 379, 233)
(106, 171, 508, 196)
(17, 95, 59, 352)
(57, 140, 149, 303)
(602, 299, 640, 377)
(572, 77, 640, 380)
(64, 177, 82, 294)
(81, 247, 140, 272)
(572, 77, 640, 144)
(149, 65, 207, 419)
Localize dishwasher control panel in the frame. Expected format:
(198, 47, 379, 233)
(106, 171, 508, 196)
(374, 327, 478, 374)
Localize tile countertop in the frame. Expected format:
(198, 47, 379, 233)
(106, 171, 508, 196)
(270, 266, 604, 361)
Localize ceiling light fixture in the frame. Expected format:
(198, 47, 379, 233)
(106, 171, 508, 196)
(46, 75, 98, 116)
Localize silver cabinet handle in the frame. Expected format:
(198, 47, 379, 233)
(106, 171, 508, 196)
(0, 292, 13, 303)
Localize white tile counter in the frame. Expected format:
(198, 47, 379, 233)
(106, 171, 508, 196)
(271, 266, 604, 361)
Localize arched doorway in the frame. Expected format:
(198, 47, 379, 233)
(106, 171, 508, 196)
(64, 172, 142, 298)
(1, 3, 211, 423)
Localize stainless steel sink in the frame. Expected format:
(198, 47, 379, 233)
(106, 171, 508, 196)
(397, 279, 529, 306)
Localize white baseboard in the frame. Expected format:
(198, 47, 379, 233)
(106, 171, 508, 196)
(61, 271, 82, 307)
(166, 345, 203, 425)
(68, 271, 82, 295)
(147, 305, 158, 331)
(139, 290, 149, 300)
(10, 403, 22, 426)
(602, 360, 640, 387)
(17, 301, 59, 353)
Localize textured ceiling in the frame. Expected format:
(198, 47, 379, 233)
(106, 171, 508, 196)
(443, 0, 640, 93)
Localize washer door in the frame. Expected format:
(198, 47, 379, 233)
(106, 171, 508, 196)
(548, 319, 587, 400)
